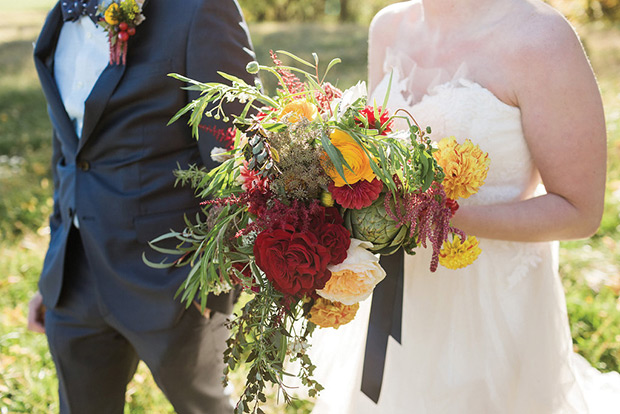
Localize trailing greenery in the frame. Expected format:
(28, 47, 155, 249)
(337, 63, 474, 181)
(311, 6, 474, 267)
(1, 3, 619, 413)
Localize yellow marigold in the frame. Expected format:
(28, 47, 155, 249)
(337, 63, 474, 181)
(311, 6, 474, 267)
(280, 99, 318, 123)
(435, 137, 490, 200)
(308, 298, 359, 329)
(104, 3, 120, 25)
(439, 235, 481, 269)
(323, 129, 376, 187)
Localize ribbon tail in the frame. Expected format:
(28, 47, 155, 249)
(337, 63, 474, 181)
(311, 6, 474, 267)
(360, 249, 404, 403)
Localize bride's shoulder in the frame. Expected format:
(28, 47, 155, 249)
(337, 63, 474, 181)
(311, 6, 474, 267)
(369, 1, 422, 37)
(508, 1, 584, 58)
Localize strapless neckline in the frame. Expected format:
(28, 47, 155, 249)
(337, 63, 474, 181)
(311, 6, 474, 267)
(410, 77, 520, 114)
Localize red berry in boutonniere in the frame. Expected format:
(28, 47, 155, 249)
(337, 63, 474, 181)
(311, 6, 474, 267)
(97, 0, 146, 65)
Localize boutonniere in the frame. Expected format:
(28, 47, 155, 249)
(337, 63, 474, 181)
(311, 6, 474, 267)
(97, 0, 146, 65)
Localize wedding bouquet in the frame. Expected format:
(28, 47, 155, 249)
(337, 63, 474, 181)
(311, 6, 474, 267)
(146, 51, 489, 413)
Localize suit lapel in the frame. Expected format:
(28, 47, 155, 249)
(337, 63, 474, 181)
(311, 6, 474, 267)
(33, 2, 80, 153)
(79, 0, 151, 149)
(79, 63, 126, 148)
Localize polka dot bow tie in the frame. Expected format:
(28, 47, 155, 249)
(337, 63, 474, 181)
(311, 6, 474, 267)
(60, 0, 99, 24)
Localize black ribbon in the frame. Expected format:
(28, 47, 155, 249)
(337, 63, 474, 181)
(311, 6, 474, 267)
(360, 248, 404, 403)
(60, 0, 99, 24)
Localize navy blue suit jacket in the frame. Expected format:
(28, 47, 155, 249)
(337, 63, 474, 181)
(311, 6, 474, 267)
(34, 0, 255, 331)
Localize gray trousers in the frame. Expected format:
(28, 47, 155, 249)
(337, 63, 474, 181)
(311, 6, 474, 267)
(44, 227, 233, 414)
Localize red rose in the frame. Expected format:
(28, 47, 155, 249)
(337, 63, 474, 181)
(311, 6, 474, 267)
(317, 223, 350, 265)
(254, 228, 332, 297)
(323, 206, 344, 226)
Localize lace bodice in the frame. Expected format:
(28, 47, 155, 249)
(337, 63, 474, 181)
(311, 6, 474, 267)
(372, 49, 540, 207)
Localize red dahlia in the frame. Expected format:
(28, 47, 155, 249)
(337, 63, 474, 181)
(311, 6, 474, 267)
(355, 106, 393, 135)
(328, 178, 383, 209)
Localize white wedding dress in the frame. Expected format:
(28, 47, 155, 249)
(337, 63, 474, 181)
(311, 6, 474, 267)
(307, 50, 620, 414)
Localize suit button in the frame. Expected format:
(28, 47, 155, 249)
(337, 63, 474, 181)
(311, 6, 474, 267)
(77, 160, 90, 171)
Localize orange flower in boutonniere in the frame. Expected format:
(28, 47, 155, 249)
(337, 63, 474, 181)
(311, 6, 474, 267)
(97, 0, 146, 65)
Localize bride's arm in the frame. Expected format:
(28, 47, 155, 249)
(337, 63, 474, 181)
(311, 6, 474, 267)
(451, 14, 607, 242)
(368, 3, 411, 94)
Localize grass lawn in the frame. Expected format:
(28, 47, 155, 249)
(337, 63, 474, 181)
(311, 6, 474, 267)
(1, 2, 619, 413)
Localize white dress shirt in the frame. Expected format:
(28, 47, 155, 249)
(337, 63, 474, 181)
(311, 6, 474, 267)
(54, 16, 108, 227)
(54, 16, 109, 138)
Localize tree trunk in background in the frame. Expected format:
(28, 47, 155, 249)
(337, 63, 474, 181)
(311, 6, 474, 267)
(340, 0, 349, 21)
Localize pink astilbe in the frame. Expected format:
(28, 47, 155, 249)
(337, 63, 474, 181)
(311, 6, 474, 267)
(385, 182, 465, 272)
(240, 162, 270, 194)
(270, 50, 306, 95)
(315, 82, 343, 114)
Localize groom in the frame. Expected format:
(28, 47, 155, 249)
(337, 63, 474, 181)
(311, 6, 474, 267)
(27, 0, 256, 412)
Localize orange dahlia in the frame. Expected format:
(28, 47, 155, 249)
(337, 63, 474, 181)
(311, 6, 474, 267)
(308, 298, 359, 329)
(434, 137, 490, 200)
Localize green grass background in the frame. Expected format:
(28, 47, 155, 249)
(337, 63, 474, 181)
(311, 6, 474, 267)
(1, 1, 619, 413)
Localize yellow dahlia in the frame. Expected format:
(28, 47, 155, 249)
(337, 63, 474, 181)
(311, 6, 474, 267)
(323, 129, 376, 187)
(308, 298, 359, 329)
(280, 99, 318, 123)
(435, 137, 490, 200)
(439, 235, 481, 269)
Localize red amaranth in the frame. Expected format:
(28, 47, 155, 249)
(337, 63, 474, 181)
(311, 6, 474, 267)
(198, 125, 236, 150)
(385, 182, 465, 272)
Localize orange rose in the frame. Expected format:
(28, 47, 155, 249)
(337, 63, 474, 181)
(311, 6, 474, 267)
(280, 99, 318, 123)
(317, 239, 386, 305)
(324, 129, 376, 187)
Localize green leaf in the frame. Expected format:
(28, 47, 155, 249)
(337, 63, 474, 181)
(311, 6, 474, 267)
(320, 130, 352, 184)
(275, 50, 316, 68)
(322, 58, 342, 82)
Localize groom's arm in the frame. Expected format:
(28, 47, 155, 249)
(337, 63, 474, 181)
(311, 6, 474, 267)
(185, 0, 257, 170)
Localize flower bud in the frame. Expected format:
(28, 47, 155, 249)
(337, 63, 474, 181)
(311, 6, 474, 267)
(321, 191, 334, 207)
(246, 61, 260, 74)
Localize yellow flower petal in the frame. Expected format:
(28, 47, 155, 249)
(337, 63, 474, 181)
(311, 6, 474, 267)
(104, 3, 120, 25)
(439, 235, 481, 269)
(280, 99, 318, 123)
(435, 137, 490, 200)
(323, 129, 376, 187)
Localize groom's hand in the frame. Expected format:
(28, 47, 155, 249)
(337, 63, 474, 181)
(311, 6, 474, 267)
(193, 301, 212, 319)
(27, 291, 46, 333)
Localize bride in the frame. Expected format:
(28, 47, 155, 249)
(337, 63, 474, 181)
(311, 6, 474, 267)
(309, 0, 620, 413)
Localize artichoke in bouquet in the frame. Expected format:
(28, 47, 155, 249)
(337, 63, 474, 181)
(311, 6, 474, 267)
(344, 193, 412, 256)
